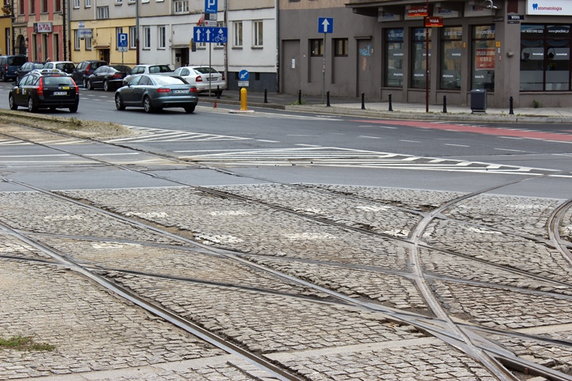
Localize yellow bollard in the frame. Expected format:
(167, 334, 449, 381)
(240, 88, 248, 111)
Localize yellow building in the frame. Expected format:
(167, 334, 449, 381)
(71, 19, 136, 66)
(0, 15, 13, 55)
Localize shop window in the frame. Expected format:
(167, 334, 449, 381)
(310, 39, 323, 57)
(385, 28, 403, 87)
(440, 27, 462, 90)
(333, 38, 348, 57)
(520, 24, 570, 91)
(472, 25, 495, 91)
(411, 27, 431, 89)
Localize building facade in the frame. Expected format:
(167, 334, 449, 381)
(280, 0, 572, 107)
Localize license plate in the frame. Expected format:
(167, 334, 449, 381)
(54, 91, 67, 96)
(174, 90, 187, 94)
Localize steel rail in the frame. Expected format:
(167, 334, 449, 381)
(547, 199, 572, 266)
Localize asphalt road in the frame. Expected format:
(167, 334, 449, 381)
(0, 81, 570, 199)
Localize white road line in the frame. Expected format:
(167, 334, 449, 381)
(359, 136, 381, 139)
(494, 148, 526, 153)
(400, 140, 421, 143)
(498, 136, 524, 140)
(256, 139, 280, 143)
(0, 154, 71, 158)
(444, 143, 470, 147)
(84, 153, 140, 157)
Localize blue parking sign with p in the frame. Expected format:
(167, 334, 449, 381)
(205, 0, 217, 13)
(118, 33, 128, 48)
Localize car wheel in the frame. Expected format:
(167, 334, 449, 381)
(86, 80, 92, 90)
(143, 96, 155, 113)
(115, 94, 125, 110)
(184, 104, 196, 114)
(27, 97, 38, 113)
(8, 95, 18, 110)
(103, 80, 110, 92)
(69, 104, 78, 113)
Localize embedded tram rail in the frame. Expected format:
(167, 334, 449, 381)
(0, 122, 571, 380)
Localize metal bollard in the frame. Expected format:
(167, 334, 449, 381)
(361, 93, 366, 110)
(264, 89, 268, 103)
(326, 91, 331, 107)
(443, 95, 447, 113)
(388, 94, 393, 112)
(298, 90, 302, 105)
(509, 96, 514, 115)
(240, 88, 248, 111)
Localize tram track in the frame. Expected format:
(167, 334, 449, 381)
(1, 123, 572, 380)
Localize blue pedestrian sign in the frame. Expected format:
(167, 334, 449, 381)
(117, 33, 128, 48)
(239, 70, 249, 81)
(318, 17, 334, 34)
(193, 26, 227, 43)
(205, 0, 217, 14)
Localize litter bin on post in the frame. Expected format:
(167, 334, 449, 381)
(470, 89, 487, 113)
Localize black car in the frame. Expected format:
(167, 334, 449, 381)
(0, 55, 28, 81)
(86, 65, 131, 91)
(9, 70, 79, 113)
(15, 62, 45, 82)
(114, 74, 198, 113)
(72, 59, 107, 87)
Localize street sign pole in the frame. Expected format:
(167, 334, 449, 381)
(209, 41, 212, 97)
(322, 32, 326, 103)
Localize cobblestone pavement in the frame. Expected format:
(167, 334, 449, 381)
(0, 184, 571, 380)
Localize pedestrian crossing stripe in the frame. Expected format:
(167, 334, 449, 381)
(105, 126, 251, 143)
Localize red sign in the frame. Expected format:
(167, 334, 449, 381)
(424, 16, 444, 27)
(408, 5, 428, 17)
(476, 48, 496, 69)
(34, 22, 53, 33)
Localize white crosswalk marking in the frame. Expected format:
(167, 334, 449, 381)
(105, 126, 251, 143)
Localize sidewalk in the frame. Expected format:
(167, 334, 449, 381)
(202, 90, 572, 123)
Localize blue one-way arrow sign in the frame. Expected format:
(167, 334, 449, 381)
(318, 17, 333, 34)
(193, 26, 227, 43)
(239, 69, 249, 81)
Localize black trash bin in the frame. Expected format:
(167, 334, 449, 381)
(470, 89, 486, 113)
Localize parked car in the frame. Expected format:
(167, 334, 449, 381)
(0, 55, 28, 81)
(43, 61, 76, 75)
(172, 66, 225, 96)
(15, 62, 45, 82)
(114, 74, 198, 113)
(72, 60, 107, 87)
(86, 65, 131, 91)
(8, 70, 79, 113)
(130, 64, 173, 75)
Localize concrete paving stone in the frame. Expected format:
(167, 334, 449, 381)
(0, 191, 178, 245)
(0, 259, 225, 380)
(444, 194, 564, 239)
(420, 248, 572, 296)
(0, 232, 53, 261)
(62, 187, 410, 270)
(242, 255, 428, 312)
(423, 219, 572, 283)
(216, 183, 423, 239)
(111, 273, 426, 354)
(432, 280, 572, 330)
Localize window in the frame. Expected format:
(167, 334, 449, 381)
(158, 26, 166, 49)
(385, 28, 404, 87)
(520, 24, 570, 91)
(472, 25, 495, 91)
(333, 38, 348, 56)
(253, 20, 263, 47)
(72, 0, 79, 8)
(310, 39, 323, 56)
(96, 6, 109, 19)
(233, 21, 243, 47)
(85, 0, 91, 7)
(143, 26, 151, 49)
(55, 0, 61, 12)
(19, 0, 24, 14)
(53, 34, 59, 60)
(440, 27, 463, 90)
(74, 30, 80, 50)
(129, 26, 137, 49)
(116, 0, 123, 4)
(173, 0, 188, 13)
(85, 32, 92, 50)
(41, 0, 48, 12)
(411, 27, 431, 89)
(29, 0, 34, 13)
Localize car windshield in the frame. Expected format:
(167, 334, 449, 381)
(44, 76, 74, 86)
(195, 67, 218, 74)
(149, 65, 171, 73)
(9, 56, 27, 65)
(153, 76, 185, 85)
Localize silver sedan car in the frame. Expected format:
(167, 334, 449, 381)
(172, 66, 225, 96)
(114, 74, 199, 113)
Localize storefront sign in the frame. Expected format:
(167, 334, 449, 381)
(527, 0, 572, 15)
(434, 5, 460, 18)
(378, 8, 402, 22)
(424, 16, 444, 27)
(34, 22, 52, 33)
(406, 5, 428, 18)
(476, 48, 496, 69)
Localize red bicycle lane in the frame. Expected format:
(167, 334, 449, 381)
(352, 119, 572, 142)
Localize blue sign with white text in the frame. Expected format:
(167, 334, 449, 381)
(205, 0, 217, 14)
(117, 33, 128, 48)
(193, 26, 227, 43)
(318, 17, 334, 34)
